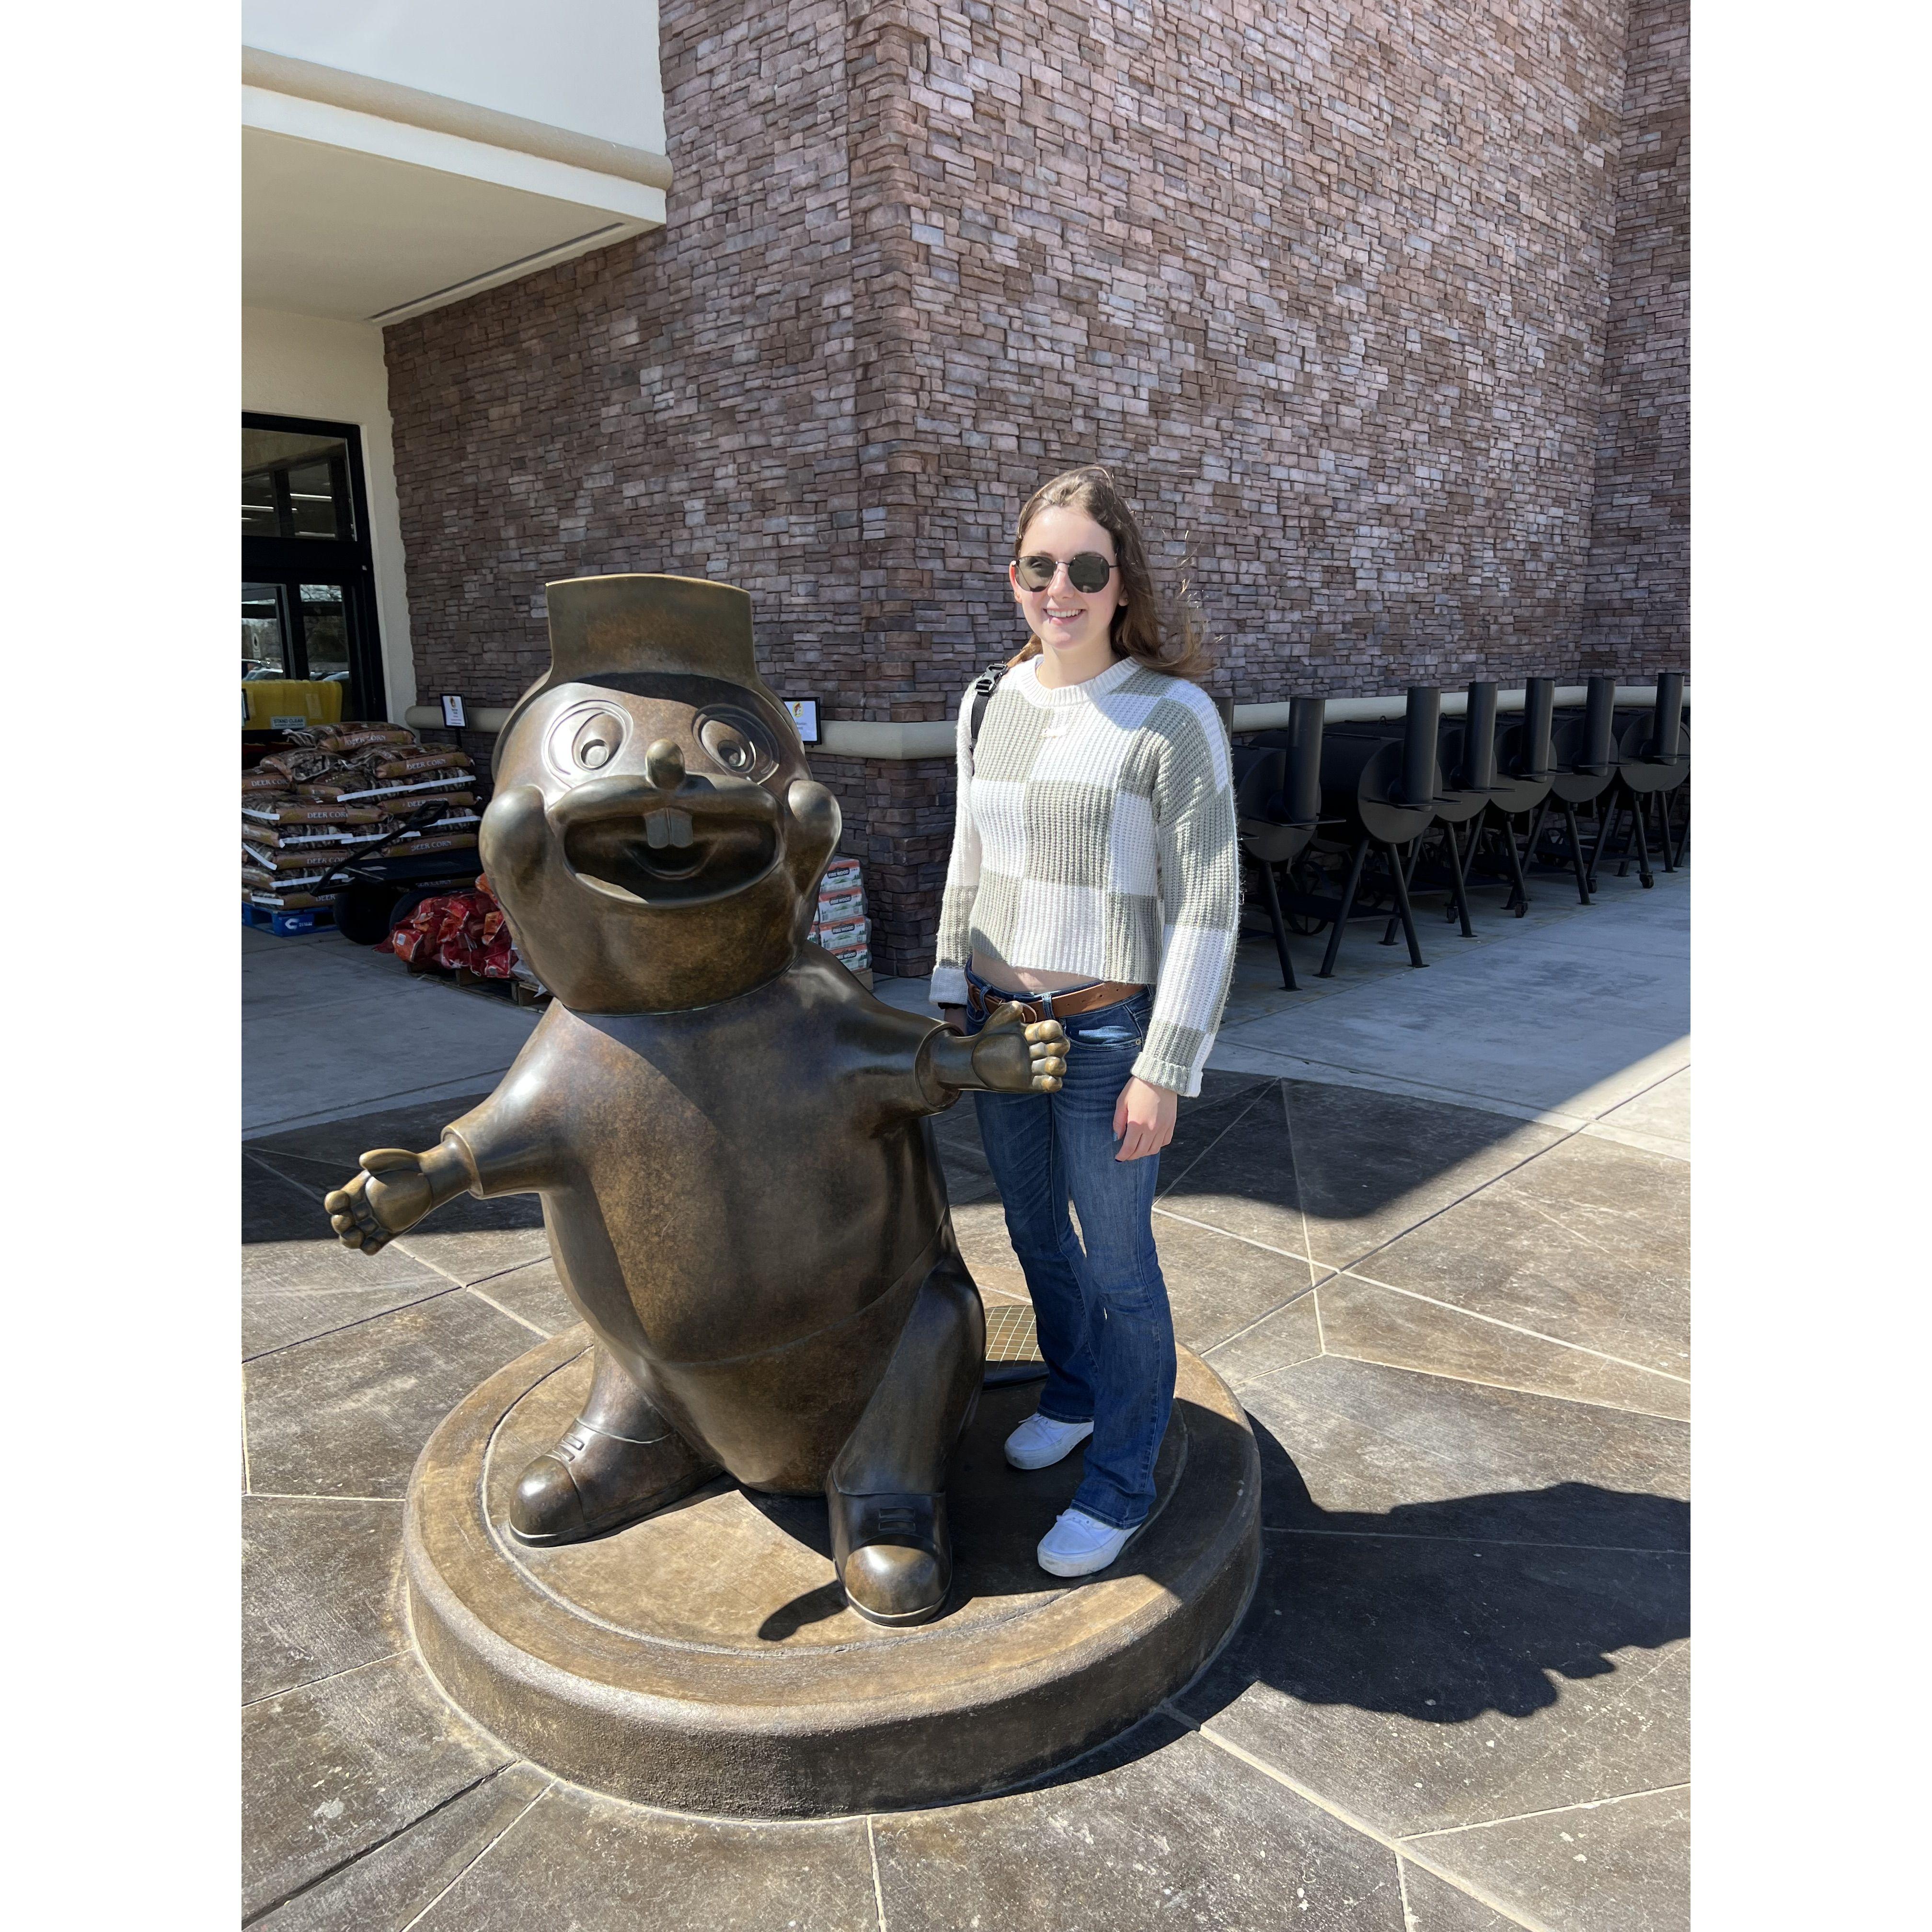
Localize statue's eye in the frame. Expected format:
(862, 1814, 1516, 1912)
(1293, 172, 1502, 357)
(572, 712, 626, 770)
(697, 710, 775, 778)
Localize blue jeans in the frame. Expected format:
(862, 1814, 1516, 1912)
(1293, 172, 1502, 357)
(966, 968, 1177, 1530)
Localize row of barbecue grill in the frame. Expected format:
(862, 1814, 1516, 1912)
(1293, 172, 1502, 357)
(1231, 674, 1690, 985)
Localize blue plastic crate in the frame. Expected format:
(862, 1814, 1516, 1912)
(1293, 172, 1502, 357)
(242, 902, 336, 937)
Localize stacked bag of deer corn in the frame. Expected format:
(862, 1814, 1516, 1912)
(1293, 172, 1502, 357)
(811, 858, 872, 978)
(241, 722, 481, 914)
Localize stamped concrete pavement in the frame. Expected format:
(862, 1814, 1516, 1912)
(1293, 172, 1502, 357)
(242, 859, 1688, 1930)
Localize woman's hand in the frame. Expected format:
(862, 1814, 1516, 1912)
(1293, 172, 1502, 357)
(1113, 1076, 1178, 1162)
(940, 1004, 967, 1033)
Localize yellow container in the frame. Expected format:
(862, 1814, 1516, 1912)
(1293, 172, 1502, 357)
(244, 680, 344, 729)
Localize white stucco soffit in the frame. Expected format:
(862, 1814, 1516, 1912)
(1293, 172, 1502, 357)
(242, 78, 667, 326)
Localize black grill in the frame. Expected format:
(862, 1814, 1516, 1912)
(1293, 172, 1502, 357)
(1233, 674, 1689, 980)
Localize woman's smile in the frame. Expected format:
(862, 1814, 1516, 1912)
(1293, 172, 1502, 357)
(1010, 504, 1128, 685)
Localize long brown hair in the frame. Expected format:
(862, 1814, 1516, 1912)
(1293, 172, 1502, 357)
(1007, 465, 1210, 680)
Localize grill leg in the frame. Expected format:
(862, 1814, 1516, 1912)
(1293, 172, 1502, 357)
(1381, 834, 1425, 945)
(1670, 790, 1691, 868)
(1318, 835, 1370, 978)
(1383, 839, 1427, 967)
(1586, 795, 1613, 894)
(1562, 801, 1593, 904)
(1652, 791, 1676, 873)
(1522, 798, 1552, 884)
(1611, 794, 1638, 878)
(1254, 851, 1298, 991)
(1501, 810, 1532, 916)
(1629, 791, 1656, 886)
(1441, 821, 1463, 921)
(1444, 819, 1476, 936)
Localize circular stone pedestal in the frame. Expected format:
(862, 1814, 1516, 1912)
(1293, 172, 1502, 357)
(406, 1322, 1259, 1817)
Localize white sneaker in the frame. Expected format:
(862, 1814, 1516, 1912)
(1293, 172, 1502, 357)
(1037, 1507, 1139, 1578)
(1004, 1412, 1094, 1471)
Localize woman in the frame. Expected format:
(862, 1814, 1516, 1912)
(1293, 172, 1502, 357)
(930, 465, 1240, 1578)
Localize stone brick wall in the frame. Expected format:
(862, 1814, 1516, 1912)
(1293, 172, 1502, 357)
(384, 0, 1689, 976)
(1582, 0, 1690, 668)
(384, 1, 865, 715)
(850, 0, 1635, 710)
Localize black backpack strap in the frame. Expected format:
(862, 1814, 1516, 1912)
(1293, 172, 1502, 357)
(968, 662, 1008, 756)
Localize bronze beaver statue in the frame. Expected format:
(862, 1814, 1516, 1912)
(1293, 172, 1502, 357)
(324, 575, 1065, 1628)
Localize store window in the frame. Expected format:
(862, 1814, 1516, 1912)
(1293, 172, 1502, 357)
(242, 581, 290, 679)
(242, 428, 357, 542)
(241, 414, 385, 730)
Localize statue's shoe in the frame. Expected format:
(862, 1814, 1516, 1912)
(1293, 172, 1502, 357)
(828, 1490, 953, 1627)
(508, 1416, 721, 1545)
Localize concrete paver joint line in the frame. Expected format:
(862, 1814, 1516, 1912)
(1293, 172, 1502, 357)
(1201, 1275, 1335, 1364)
(242, 1646, 412, 1713)
(1398, 1782, 1693, 1840)
(1262, 1526, 1690, 1557)
(242, 1281, 468, 1366)
(1283, 1079, 1319, 1286)
(1151, 1202, 1314, 1267)
(242, 1761, 518, 1929)
(1295, 1351, 1690, 1423)
(1156, 1079, 1279, 1200)
(865, 1813, 889, 1932)
(246, 1492, 406, 1505)
(1155, 1704, 1557, 1932)
(396, 1776, 559, 1932)
(1332, 1114, 1600, 1286)
(1337, 1270, 1693, 1385)
(465, 1283, 552, 1338)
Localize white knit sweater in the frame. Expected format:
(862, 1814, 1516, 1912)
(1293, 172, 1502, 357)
(928, 656, 1240, 1096)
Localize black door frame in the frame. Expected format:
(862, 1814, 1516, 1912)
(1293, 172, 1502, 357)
(242, 411, 387, 719)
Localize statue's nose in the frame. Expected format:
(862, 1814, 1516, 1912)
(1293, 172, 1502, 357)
(645, 739, 686, 790)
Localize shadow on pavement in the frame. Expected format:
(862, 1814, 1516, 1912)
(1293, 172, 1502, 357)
(1017, 1415, 1687, 1800)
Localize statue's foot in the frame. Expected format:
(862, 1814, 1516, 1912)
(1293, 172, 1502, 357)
(508, 1415, 720, 1546)
(828, 1491, 953, 1627)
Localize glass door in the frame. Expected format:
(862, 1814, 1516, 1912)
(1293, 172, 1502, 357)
(241, 414, 385, 725)
(242, 581, 292, 679)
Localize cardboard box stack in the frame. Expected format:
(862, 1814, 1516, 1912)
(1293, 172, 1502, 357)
(242, 723, 482, 916)
(812, 858, 872, 981)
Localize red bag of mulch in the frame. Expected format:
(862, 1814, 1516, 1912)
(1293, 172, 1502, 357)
(379, 892, 468, 963)
(431, 896, 487, 972)
(379, 880, 524, 981)
(477, 906, 517, 978)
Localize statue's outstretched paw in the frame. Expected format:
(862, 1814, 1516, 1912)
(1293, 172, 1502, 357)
(828, 1492, 953, 1627)
(507, 1416, 719, 1546)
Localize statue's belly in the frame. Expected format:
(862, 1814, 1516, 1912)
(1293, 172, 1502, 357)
(541, 1169, 954, 1493)
(544, 1115, 946, 1364)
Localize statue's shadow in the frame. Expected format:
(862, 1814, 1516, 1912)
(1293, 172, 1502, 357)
(745, 1502, 845, 1639)
(978, 1416, 1687, 1796)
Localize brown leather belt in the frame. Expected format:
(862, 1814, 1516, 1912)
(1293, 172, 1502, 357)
(966, 978, 1144, 1025)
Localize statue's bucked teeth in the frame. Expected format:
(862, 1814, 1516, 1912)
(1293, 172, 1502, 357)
(644, 808, 695, 851)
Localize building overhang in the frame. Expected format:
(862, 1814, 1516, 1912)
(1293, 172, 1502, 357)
(242, 51, 668, 327)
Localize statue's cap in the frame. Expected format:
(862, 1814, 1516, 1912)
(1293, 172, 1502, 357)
(495, 575, 779, 768)
(544, 575, 766, 689)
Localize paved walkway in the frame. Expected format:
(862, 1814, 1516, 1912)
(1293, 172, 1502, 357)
(242, 860, 1689, 1930)
(242, 923, 538, 1138)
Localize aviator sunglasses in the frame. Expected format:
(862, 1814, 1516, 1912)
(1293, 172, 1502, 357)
(1013, 551, 1118, 594)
